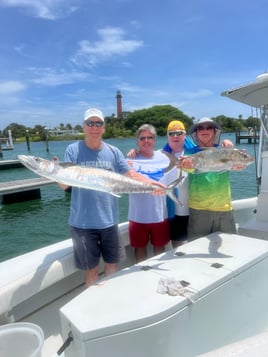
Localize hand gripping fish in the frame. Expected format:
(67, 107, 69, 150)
(17, 155, 183, 204)
(163, 148, 254, 173)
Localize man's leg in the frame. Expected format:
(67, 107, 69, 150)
(135, 247, 147, 262)
(85, 266, 99, 287)
(104, 262, 118, 276)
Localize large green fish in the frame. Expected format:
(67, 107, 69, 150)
(17, 155, 182, 203)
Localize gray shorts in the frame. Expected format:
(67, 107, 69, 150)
(70, 225, 121, 270)
(188, 208, 236, 240)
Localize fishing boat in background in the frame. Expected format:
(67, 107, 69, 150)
(1, 74, 268, 357)
(1, 130, 14, 151)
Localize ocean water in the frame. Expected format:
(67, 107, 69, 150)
(0, 134, 259, 262)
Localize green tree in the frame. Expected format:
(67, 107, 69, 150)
(124, 105, 192, 136)
(74, 124, 83, 132)
(33, 125, 45, 136)
(245, 116, 260, 131)
(3, 123, 27, 138)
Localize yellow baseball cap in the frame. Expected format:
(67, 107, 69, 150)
(167, 120, 185, 132)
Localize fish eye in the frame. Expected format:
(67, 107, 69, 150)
(240, 150, 248, 159)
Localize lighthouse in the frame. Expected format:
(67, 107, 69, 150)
(116, 90, 123, 118)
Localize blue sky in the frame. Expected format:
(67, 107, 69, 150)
(0, 0, 267, 130)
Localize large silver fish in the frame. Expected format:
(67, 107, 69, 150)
(17, 155, 182, 203)
(182, 147, 254, 173)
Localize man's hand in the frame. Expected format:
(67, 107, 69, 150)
(53, 156, 70, 191)
(127, 148, 139, 158)
(221, 139, 233, 147)
(125, 169, 166, 195)
(179, 156, 194, 171)
(150, 180, 167, 195)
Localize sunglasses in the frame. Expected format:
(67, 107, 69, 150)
(138, 136, 154, 141)
(168, 131, 185, 137)
(197, 126, 214, 131)
(85, 120, 104, 127)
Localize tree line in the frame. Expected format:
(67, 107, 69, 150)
(0, 105, 260, 141)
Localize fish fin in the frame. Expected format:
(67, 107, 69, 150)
(58, 162, 78, 168)
(199, 147, 215, 151)
(110, 192, 121, 198)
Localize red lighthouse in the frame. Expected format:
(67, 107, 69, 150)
(116, 90, 122, 118)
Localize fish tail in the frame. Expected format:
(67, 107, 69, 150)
(166, 170, 184, 206)
(161, 150, 180, 173)
(167, 190, 183, 206)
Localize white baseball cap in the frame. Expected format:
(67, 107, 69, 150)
(84, 108, 104, 122)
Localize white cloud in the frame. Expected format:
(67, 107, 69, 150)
(72, 27, 144, 67)
(0, 80, 26, 94)
(0, 0, 78, 20)
(28, 67, 91, 86)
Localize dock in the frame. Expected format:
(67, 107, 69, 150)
(235, 130, 259, 144)
(0, 177, 55, 204)
(0, 159, 23, 170)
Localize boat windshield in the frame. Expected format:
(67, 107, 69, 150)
(221, 74, 268, 185)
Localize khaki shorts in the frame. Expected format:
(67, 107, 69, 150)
(188, 208, 236, 240)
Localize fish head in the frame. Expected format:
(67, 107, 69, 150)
(237, 149, 255, 165)
(17, 155, 56, 173)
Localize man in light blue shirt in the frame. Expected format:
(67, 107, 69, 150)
(61, 108, 164, 287)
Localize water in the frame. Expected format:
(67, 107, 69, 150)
(0, 134, 259, 262)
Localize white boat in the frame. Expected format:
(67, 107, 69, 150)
(1, 130, 14, 151)
(1, 74, 268, 357)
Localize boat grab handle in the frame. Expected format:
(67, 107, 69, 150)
(56, 331, 73, 356)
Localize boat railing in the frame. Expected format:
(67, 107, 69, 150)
(0, 222, 131, 324)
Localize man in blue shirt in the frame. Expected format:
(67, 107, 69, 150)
(60, 108, 164, 287)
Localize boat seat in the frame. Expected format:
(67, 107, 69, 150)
(0, 239, 78, 319)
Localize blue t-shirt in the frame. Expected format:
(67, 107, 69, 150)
(64, 141, 130, 229)
(162, 136, 199, 156)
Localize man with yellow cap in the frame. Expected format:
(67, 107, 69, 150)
(162, 120, 194, 247)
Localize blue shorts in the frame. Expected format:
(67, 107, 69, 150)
(70, 225, 120, 270)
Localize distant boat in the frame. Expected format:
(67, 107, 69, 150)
(2, 145, 14, 151)
(1, 130, 14, 151)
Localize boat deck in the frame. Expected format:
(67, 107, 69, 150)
(23, 284, 86, 357)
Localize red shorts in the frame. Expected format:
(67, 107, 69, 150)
(129, 219, 170, 248)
